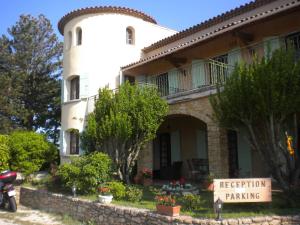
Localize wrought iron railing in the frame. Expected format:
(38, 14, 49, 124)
(138, 60, 230, 97)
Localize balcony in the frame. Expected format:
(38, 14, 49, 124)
(138, 60, 231, 99)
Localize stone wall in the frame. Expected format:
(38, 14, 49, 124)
(20, 187, 300, 225)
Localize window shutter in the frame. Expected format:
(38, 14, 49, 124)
(196, 129, 207, 159)
(264, 37, 281, 60)
(168, 68, 179, 94)
(228, 48, 241, 75)
(61, 79, 65, 103)
(80, 73, 89, 98)
(59, 130, 65, 155)
(192, 60, 205, 88)
(136, 75, 145, 84)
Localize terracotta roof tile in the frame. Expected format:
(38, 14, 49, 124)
(58, 6, 156, 35)
(142, 0, 276, 53)
(122, 0, 300, 70)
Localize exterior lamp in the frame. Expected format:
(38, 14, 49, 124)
(214, 197, 223, 221)
(72, 184, 77, 198)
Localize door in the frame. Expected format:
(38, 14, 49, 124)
(159, 133, 171, 169)
(227, 130, 239, 178)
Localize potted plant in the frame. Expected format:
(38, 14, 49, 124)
(98, 186, 113, 204)
(155, 195, 181, 217)
(203, 173, 214, 191)
(142, 168, 153, 186)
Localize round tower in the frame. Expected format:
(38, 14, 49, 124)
(58, 6, 176, 159)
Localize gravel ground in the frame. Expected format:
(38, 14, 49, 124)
(0, 205, 81, 225)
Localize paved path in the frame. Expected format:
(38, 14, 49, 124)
(0, 205, 80, 225)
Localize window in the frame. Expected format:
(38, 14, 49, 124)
(285, 32, 300, 59)
(67, 31, 72, 50)
(76, 27, 82, 46)
(124, 75, 135, 84)
(155, 73, 169, 96)
(69, 130, 79, 155)
(126, 27, 134, 45)
(70, 76, 79, 100)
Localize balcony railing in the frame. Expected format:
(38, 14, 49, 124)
(138, 60, 230, 98)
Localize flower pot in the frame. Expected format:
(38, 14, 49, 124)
(98, 195, 113, 204)
(143, 178, 153, 186)
(156, 205, 181, 217)
(207, 183, 214, 191)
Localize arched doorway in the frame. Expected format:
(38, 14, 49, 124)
(152, 114, 208, 180)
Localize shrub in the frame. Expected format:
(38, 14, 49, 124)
(106, 181, 126, 200)
(177, 194, 204, 211)
(125, 185, 143, 202)
(0, 135, 10, 171)
(57, 152, 112, 194)
(9, 131, 52, 176)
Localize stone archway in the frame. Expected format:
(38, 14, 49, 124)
(167, 98, 229, 178)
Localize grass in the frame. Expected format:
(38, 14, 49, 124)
(78, 185, 300, 218)
(23, 181, 300, 219)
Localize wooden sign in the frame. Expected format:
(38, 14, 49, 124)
(213, 178, 272, 203)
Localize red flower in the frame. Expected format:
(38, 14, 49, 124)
(155, 195, 176, 206)
(142, 168, 153, 179)
(179, 177, 186, 185)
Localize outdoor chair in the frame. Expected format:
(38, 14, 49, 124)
(187, 158, 209, 181)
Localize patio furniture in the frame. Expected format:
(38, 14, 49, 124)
(161, 183, 199, 196)
(187, 158, 209, 181)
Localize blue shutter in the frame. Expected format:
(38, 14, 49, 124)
(136, 75, 145, 84)
(264, 37, 281, 60)
(196, 129, 207, 159)
(59, 130, 65, 155)
(228, 48, 241, 75)
(168, 69, 179, 94)
(80, 73, 89, 98)
(61, 79, 65, 103)
(192, 60, 205, 88)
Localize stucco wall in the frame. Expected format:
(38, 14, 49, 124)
(60, 12, 176, 157)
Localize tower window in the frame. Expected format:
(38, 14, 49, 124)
(70, 76, 79, 100)
(69, 130, 79, 155)
(126, 27, 134, 45)
(76, 27, 82, 46)
(67, 31, 72, 50)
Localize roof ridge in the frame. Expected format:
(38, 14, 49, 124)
(58, 6, 157, 35)
(142, 0, 276, 52)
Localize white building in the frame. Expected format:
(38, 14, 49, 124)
(58, 6, 176, 160)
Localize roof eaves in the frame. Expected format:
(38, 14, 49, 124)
(142, 0, 276, 53)
(122, 0, 299, 70)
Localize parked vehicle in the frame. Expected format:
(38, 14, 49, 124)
(0, 170, 17, 212)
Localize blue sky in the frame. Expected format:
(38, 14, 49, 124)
(1, 0, 250, 39)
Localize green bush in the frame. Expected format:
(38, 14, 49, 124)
(0, 135, 10, 171)
(9, 131, 52, 176)
(177, 194, 204, 211)
(41, 143, 60, 170)
(125, 185, 143, 202)
(57, 152, 112, 194)
(106, 181, 126, 200)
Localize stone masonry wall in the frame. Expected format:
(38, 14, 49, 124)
(169, 97, 229, 178)
(20, 187, 300, 225)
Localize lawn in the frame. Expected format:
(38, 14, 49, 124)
(77, 185, 300, 219)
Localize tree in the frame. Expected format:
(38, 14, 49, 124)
(9, 131, 57, 177)
(210, 48, 300, 194)
(0, 14, 62, 141)
(82, 82, 168, 183)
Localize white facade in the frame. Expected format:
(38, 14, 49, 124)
(60, 8, 176, 157)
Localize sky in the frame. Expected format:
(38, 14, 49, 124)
(1, 0, 251, 40)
